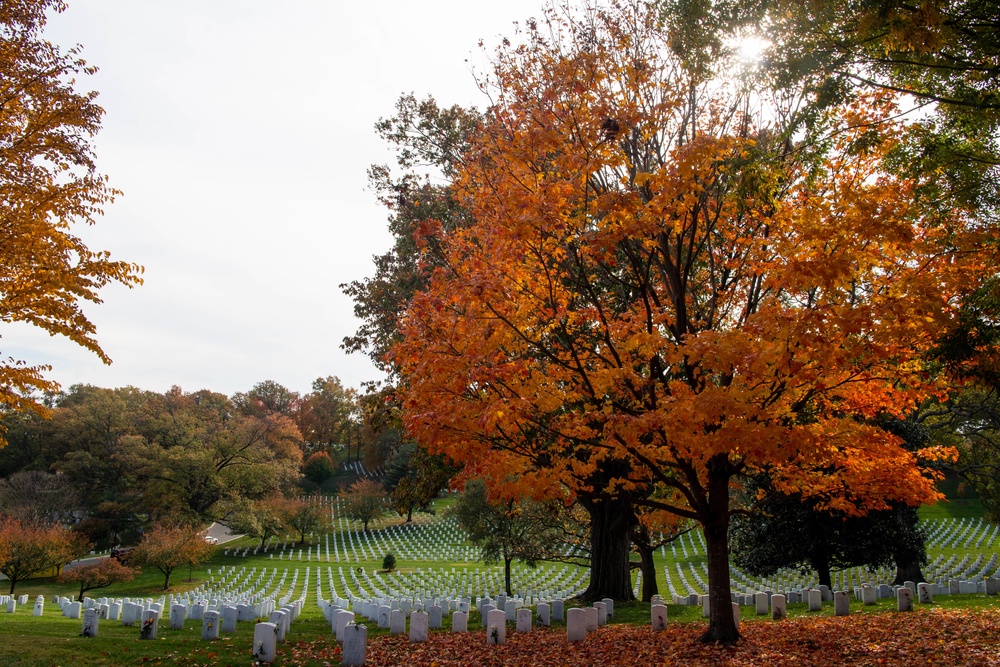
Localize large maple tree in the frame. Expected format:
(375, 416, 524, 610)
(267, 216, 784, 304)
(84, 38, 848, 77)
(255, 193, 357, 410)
(0, 0, 143, 434)
(393, 2, 990, 643)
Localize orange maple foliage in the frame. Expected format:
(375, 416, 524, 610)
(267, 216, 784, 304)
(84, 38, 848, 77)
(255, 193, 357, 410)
(392, 1, 991, 643)
(0, 0, 143, 435)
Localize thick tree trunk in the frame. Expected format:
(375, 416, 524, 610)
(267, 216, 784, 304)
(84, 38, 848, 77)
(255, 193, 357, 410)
(504, 556, 513, 596)
(892, 559, 927, 585)
(638, 543, 659, 602)
(699, 461, 739, 644)
(406, 506, 413, 523)
(579, 496, 635, 601)
(811, 551, 832, 589)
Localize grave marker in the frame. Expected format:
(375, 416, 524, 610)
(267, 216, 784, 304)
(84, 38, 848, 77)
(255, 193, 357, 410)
(771, 594, 786, 620)
(252, 622, 278, 664)
(202, 611, 221, 640)
(651, 604, 667, 631)
(486, 609, 506, 645)
(567, 607, 587, 642)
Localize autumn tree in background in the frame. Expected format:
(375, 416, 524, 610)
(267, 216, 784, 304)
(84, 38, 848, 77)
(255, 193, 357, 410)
(132, 523, 212, 590)
(233, 380, 300, 420)
(632, 508, 692, 603)
(123, 387, 304, 523)
(299, 376, 359, 447)
(341, 478, 387, 533)
(0, 0, 143, 437)
(383, 441, 455, 522)
(280, 498, 323, 546)
(226, 496, 288, 550)
(0, 384, 304, 543)
(0, 470, 79, 525)
(58, 557, 136, 601)
(0, 516, 77, 594)
(450, 479, 568, 597)
(393, 1, 988, 643)
(303, 451, 336, 485)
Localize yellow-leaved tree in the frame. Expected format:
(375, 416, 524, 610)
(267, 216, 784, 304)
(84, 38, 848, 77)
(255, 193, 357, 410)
(0, 0, 143, 434)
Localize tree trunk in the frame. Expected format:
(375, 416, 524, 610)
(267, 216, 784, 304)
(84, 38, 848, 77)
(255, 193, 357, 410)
(579, 496, 635, 601)
(811, 551, 832, 589)
(406, 506, 413, 523)
(504, 556, 513, 596)
(9, 579, 16, 595)
(162, 568, 172, 590)
(638, 543, 659, 602)
(892, 559, 927, 585)
(699, 461, 739, 644)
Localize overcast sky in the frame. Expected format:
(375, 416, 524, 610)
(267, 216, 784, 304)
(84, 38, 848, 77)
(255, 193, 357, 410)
(5, 0, 546, 398)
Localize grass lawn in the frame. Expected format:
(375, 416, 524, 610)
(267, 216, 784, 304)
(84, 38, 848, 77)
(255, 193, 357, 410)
(1, 495, 997, 666)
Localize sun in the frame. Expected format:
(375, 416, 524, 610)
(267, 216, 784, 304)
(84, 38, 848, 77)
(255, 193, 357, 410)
(736, 35, 770, 63)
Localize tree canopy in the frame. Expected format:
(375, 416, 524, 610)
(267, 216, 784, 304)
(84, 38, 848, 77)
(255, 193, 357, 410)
(0, 0, 143, 434)
(392, 0, 984, 642)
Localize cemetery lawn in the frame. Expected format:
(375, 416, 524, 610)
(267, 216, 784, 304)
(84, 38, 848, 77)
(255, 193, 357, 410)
(4, 595, 1000, 666)
(4, 492, 1000, 666)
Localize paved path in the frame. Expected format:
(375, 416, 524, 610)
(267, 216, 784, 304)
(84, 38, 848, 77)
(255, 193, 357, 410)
(204, 522, 243, 544)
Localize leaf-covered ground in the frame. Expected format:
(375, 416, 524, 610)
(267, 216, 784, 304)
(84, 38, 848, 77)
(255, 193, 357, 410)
(258, 609, 1000, 667)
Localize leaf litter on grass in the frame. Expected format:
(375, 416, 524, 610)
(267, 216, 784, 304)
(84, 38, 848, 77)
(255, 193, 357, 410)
(261, 608, 1000, 667)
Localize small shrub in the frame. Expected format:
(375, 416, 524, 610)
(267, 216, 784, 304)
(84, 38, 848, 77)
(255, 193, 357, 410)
(382, 553, 397, 572)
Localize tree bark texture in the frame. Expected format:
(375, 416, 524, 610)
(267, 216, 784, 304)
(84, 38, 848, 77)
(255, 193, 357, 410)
(580, 496, 636, 601)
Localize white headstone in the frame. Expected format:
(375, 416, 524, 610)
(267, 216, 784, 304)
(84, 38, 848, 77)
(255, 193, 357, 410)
(428, 605, 443, 629)
(584, 606, 598, 632)
(410, 610, 429, 642)
(834, 591, 850, 616)
(82, 608, 99, 637)
(336, 610, 355, 642)
(252, 622, 278, 664)
(481, 604, 496, 628)
(861, 585, 877, 605)
(918, 583, 933, 604)
(451, 610, 468, 633)
(516, 608, 532, 632)
(537, 602, 550, 626)
(755, 592, 768, 615)
(170, 604, 186, 630)
(202, 610, 221, 640)
(221, 605, 238, 633)
(140, 609, 159, 640)
(486, 608, 506, 645)
(389, 609, 406, 635)
(567, 607, 587, 642)
(771, 594, 786, 620)
(551, 599, 564, 622)
(808, 589, 822, 612)
(897, 587, 914, 612)
(270, 610, 288, 641)
(342, 624, 367, 667)
(651, 604, 667, 631)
